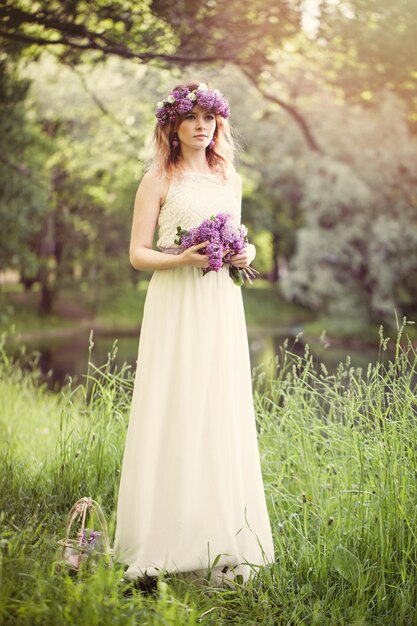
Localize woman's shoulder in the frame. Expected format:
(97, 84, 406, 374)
(135, 167, 171, 207)
(141, 166, 169, 185)
(139, 167, 170, 193)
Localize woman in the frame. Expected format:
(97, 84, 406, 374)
(114, 81, 275, 587)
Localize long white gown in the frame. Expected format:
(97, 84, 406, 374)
(114, 170, 275, 585)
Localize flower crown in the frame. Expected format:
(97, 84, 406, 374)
(155, 83, 230, 126)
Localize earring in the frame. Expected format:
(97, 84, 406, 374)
(172, 134, 179, 149)
(208, 137, 215, 149)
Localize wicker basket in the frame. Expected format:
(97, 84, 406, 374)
(56, 496, 113, 573)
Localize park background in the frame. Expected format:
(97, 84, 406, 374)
(1, 1, 417, 625)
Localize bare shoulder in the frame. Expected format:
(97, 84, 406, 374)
(141, 167, 167, 183)
(137, 167, 170, 204)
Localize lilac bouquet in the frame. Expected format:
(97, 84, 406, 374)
(174, 212, 259, 286)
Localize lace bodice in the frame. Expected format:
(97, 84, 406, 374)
(156, 171, 241, 250)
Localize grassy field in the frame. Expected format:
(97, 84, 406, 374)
(1, 320, 417, 625)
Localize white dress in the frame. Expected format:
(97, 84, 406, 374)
(114, 170, 275, 585)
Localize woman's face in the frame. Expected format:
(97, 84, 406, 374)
(177, 105, 216, 151)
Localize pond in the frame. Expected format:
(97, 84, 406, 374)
(9, 324, 384, 391)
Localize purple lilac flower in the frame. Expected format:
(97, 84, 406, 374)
(155, 83, 230, 126)
(222, 223, 240, 245)
(181, 233, 193, 248)
(89, 531, 97, 545)
(175, 212, 248, 280)
(81, 528, 98, 547)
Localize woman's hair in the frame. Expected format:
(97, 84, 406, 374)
(150, 81, 237, 180)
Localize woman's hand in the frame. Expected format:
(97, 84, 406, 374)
(179, 240, 211, 268)
(228, 243, 256, 268)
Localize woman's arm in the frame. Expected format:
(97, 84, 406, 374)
(129, 170, 210, 271)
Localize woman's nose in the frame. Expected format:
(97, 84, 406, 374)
(196, 117, 206, 129)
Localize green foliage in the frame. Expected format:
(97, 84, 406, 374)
(2, 0, 417, 326)
(333, 545, 362, 586)
(278, 92, 417, 324)
(318, 0, 417, 127)
(0, 0, 301, 70)
(0, 56, 50, 275)
(151, 0, 300, 69)
(2, 321, 417, 623)
(0, 54, 163, 313)
(248, 230, 273, 275)
(0, 0, 175, 63)
(208, 65, 417, 321)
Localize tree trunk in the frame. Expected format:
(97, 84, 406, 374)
(20, 272, 36, 291)
(38, 279, 54, 314)
(37, 205, 56, 315)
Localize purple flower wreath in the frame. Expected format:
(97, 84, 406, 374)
(174, 212, 259, 286)
(155, 83, 230, 126)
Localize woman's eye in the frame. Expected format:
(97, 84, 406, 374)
(206, 115, 215, 120)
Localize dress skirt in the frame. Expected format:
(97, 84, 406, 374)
(113, 262, 275, 584)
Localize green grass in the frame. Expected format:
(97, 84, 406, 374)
(0, 282, 147, 335)
(302, 316, 384, 346)
(92, 281, 148, 328)
(0, 347, 63, 463)
(0, 288, 76, 334)
(1, 319, 417, 624)
(243, 280, 313, 328)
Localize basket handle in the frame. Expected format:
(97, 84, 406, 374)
(63, 497, 111, 551)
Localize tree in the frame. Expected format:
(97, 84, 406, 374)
(0, 1, 323, 150)
(0, 52, 156, 314)
(0, 54, 50, 289)
(318, 0, 417, 128)
(279, 92, 417, 324)
(0, 1, 299, 65)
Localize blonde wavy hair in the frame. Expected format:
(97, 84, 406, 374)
(150, 81, 237, 180)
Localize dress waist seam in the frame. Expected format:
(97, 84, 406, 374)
(159, 246, 182, 255)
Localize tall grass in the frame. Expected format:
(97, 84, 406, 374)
(1, 320, 417, 625)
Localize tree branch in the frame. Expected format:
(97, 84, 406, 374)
(241, 67, 322, 153)
(67, 62, 140, 146)
(0, 153, 33, 178)
(0, 29, 231, 64)
(0, 4, 319, 151)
